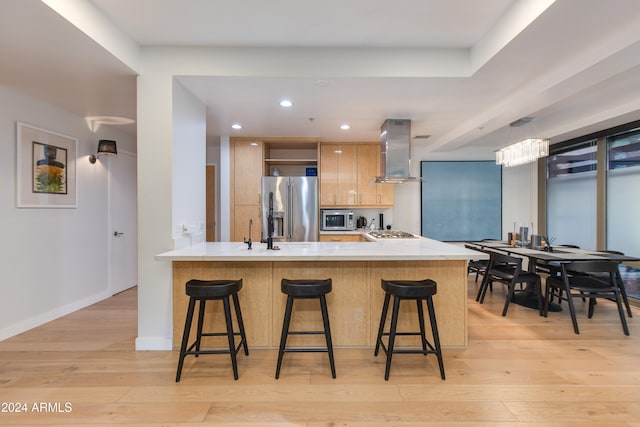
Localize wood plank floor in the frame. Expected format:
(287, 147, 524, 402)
(1, 278, 639, 426)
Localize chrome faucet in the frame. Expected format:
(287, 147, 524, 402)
(244, 218, 253, 250)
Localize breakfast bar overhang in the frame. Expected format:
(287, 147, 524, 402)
(155, 238, 485, 349)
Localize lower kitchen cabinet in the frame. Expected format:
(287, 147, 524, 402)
(319, 234, 366, 242)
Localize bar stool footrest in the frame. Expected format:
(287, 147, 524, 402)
(376, 341, 438, 356)
(185, 338, 246, 356)
(283, 348, 330, 353)
(287, 331, 325, 335)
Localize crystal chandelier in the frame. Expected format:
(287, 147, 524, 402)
(496, 117, 549, 167)
(496, 138, 549, 167)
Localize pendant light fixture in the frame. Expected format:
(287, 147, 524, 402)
(496, 117, 549, 167)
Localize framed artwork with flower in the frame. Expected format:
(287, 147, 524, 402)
(16, 122, 77, 208)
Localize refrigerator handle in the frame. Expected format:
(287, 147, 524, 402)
(288, 180, 293, 239)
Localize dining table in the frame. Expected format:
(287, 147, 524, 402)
(466, 241, 639, 314)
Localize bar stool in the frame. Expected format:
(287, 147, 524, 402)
(374, 279, 445, 381)
(175, 279, 248, 382)
(275, 278, 336, 379)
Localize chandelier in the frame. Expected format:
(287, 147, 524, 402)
(496, 138, 549, 167)
(496, 117, 549, 167)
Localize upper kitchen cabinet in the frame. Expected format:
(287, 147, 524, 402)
(356, 144, 378, 206)
(231, 139, 263, 241)
(320, 143, 393, 208)
(370, 144, 394, 206)
(320, 144, 358, 206)
(233, 139, 263, 205)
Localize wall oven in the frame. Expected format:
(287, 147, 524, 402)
(321, 209, 355, 231)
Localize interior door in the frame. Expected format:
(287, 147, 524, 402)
(108, 151, 138, 294)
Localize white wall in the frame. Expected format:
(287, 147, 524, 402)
(502, 161, 538, 239)
(0, 84, 136, 340)
(136, 50, 207, 350)
(172, 80, 206, 249)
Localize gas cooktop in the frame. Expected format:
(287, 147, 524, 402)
(367, 230, 419, 239)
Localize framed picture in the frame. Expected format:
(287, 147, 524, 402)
(16, 122, 78, 208)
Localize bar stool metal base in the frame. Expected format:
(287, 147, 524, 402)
(275, 278, 336, 379)
(176, 279, 248, 382)
(374, 279, 445, 381)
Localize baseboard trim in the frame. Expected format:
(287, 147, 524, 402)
(0, 290, 112, 341)
(135, 336, 172, 350)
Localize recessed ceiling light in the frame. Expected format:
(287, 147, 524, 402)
(231, 123, 242, 130)
(280, 100, 293, 107)
(340, 124, 351, 130)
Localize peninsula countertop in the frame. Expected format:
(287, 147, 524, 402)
(155, 236, 486, 262)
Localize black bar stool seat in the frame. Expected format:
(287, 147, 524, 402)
(375, 279, 445, 381)
(176, 279, 248, 382)
(275, 278, 336, 379)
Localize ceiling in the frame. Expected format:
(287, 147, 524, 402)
(2, 0, 640, 152)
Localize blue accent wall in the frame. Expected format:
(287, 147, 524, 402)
(421, 161, 502, 241)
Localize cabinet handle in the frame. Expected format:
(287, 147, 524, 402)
(334, 194, 337, 205)
(330, 238, 341, 241)
(258, 193, 261, 204)
(378, 194, 381, 204)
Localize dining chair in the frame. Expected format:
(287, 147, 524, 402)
(465, 244, 489, 283)
(596, 250, 633, 318)
(544, 261, 629, 335)
(477, 251, 543, 316)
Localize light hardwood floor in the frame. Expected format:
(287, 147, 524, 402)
(1, 277, 639, 426)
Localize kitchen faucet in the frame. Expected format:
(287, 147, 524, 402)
(244, 218, 253, 250)
(260, 192, 277, 250)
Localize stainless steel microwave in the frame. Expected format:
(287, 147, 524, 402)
(321, 209, 355, 231)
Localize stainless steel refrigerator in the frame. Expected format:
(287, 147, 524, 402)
(261, 176, 318, 242)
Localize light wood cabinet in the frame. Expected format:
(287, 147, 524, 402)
(233, 205, 262, 243)
(320, 144, 358, 206)
(320, 143, 393, 208)
(374, 145, 394, 206)
(231, 139, 263, 242)
(357, 144, 378, 206)
(319, 234, 367, 242)
(233, 140, 263, 205)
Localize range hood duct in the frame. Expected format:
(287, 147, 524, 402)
(375, 119, 423, 183)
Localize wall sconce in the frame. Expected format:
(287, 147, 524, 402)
(89, 140, 117, 163)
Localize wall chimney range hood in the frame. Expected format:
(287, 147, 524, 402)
(375, 119, 424, 183)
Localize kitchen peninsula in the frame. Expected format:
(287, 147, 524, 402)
(156, 237, 484, 349)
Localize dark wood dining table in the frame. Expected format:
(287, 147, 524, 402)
(466, 241, 639, 314)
